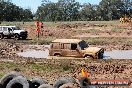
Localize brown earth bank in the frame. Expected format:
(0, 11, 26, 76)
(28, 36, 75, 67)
(22, 22, 132, 39)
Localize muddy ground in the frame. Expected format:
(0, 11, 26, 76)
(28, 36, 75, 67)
(0, 21, 132, 87)
(21, 21, 132, 51)
(1, 21, 132, 57)
(0, 59, 131, 88)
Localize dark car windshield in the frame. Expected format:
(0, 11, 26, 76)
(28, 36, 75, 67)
(11, 27, 21, 30)
(78, 40, 88, 50)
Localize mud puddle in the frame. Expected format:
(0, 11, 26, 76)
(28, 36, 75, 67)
(17, 50, 49, 58)
(104, 50, 132, 59)
(17, 45, 50, 58)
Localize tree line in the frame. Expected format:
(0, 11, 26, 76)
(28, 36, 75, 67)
(36, 0, 132, 21)
(0, 0, 132, 21)
(0, 0, 33, 21)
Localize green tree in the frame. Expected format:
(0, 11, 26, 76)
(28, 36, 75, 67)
(80, 3, 98, 21)
(0, 0, 33, 21)
(58, 0, 80, 21)
(98, 0, 131, 20)
(36, 0, 132, 21)
(36, 0, 80, 21)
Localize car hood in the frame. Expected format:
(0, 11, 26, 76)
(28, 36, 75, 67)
(83, 47, 102, 53)
(13, 30, 26, 33)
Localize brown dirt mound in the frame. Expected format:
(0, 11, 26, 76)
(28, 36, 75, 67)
(56, 23, 87, 29)
(0, 41, 20, 56)
(56, 23, 108, 29)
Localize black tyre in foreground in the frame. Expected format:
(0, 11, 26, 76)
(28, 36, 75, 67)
(31, 77, 48, 88)
(27, 80, 33, 88)
(38, 84, 53, 88)
(6, 76, 29, 88)
(53, 77, 76, 88)
(0, 34, 4, 39)
(59, 83, 77, 88)
(0, 71, 22, 88)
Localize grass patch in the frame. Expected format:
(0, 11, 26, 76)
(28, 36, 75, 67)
(62, 65, 71, 71)
(85, 37, 111, 45)
(84, 37, 132, 45)
(74, 29, 100, 33)
(0, 61, 74, 77)
(29, 62, 74, 72)
(30, 37, 55, 45)
(0, 72, 5, 78)
(0, 21, 61, 28)
(0, 62, 17, 68)
(30, 63, 58, 72)
(88, 21, 120, 25)
(0, 21, 119, 27)
(111, 28, 126, 32)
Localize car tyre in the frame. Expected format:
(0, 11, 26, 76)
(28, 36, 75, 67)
(27, 80, 33, 88)
(0, 34, 4, 39)
(53, 77, 76, 88)
(6, 76, 29, 88)
(59, 83, 77, 88)
(22, 37, 27, 40)
(0, 71, 22, 88)
(38, 84, 53, 88)
(31, 77, 48, 88)
(54, 53, 61, 57)
(14, 34, 20, 40)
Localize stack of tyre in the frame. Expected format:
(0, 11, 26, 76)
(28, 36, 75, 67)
(0, 72, 77, 88)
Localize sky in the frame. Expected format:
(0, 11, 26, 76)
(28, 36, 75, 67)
(12, 0, 101, 13)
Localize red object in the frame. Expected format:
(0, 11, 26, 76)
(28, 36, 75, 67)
(35, 21, 39, 27)
(39, 22, 44, 28)
(36, 28, 40, 33)
(39, 22, 43, 26)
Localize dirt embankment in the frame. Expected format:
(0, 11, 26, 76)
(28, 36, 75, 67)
(0, 41, 20, 56)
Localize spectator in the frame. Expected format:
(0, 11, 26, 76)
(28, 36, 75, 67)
(35, 21, 39, 28)
(39, 21, 43, 28)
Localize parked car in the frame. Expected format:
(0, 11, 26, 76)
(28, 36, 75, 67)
(0, 26, 28, 40)
(49, 39, 104, 59)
